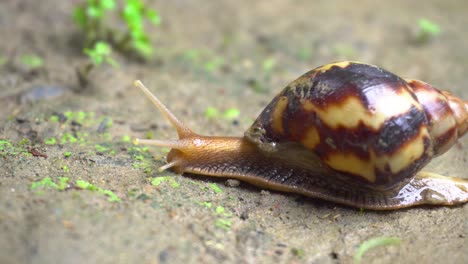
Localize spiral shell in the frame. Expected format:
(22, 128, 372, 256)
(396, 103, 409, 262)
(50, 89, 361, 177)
(246, 61, 466, 190)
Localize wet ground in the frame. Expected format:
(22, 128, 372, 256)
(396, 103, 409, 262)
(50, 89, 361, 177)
(0, 1, 467, 263)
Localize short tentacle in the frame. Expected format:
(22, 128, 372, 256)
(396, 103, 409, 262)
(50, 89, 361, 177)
(134, 80, 195, 139)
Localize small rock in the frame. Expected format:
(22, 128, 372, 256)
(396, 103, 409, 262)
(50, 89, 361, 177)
(19, 85, 67, 104)
(225, 179, 240, 187)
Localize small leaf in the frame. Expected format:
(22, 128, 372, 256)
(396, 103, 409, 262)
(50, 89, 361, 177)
(262, 57, 276, 72)
(353, 237, 401, 264)
(72, 7, 87, 27)
(215, 206, 225, 214)
(44, 137, 57, 145)
(84, 41, 118, 67)
(95, 42, 111, 55)
(208, 183, 223, 194)
(204, 107, 219, 119)
(223, 108, 240, 120)
(418, 19, 441, 35)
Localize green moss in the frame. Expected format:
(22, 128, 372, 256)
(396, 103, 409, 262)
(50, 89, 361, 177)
(0, 140, 13, 151)
(215, 218, 232, 230)
(223, 108, 240, 120)
(128, 146, 153, 173)
(44, 137, 57, 145)
(76, 179, 121, 202)
(215, 206, 225, 214)
(0, 139, 28, 156)
(151, 176, 180, 188)
(134, 154, 144, 161)
(31, 177, 69, 191)
(18, 138, 29, 146)
(57, 177, 70, 190)
(61, 132, 78, 144)
(63, 151, 72, 158)
(31, 177, 56, 190)
(62, 165, 70, 173)
(416, 18, 441, 44)
(208, 183, 223, 194)
(204, 106, 240, 120)
(95, 144, 115, 154)
(204, 107, 219, 119)
(63, 111, 95, 125)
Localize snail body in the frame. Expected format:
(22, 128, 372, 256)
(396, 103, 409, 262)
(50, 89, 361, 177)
(134, 61, 468, 210)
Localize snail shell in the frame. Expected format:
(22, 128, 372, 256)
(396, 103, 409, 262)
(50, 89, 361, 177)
(134, 61, 468, 210)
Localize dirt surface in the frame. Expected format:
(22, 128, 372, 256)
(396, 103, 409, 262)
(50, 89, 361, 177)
(0, 1, 467, 263)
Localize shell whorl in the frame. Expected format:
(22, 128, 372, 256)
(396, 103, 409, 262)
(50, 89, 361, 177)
(406, 80, 468, 156)
(246, 62, 435, 189)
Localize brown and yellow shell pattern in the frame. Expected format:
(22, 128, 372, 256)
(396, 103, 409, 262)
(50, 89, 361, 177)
(246, 61, 437, 189)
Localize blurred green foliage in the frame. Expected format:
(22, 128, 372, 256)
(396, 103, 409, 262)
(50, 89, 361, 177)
(73, 0, 161, 59)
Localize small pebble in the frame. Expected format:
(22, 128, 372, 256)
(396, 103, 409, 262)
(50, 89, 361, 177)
(240, 211, 249, 220)
(19, 85, 67, 104)
(225, 179, 240, 187)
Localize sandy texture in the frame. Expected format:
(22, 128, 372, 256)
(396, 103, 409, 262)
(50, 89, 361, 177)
(0, 1, 467, 263)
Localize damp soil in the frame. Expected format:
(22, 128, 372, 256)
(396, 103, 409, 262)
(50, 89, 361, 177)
(0, 1, 467, 263)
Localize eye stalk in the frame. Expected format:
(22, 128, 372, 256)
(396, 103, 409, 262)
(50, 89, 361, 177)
(133, 80, 197, 171)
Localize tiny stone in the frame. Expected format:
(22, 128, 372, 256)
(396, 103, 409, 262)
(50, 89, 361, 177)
(19, 85, 67, 104)
(225, 179, 240, 187)
(240, 211, 249, 220)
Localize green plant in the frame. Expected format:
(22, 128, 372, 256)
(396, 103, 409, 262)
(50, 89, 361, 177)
(415, 18, 441, 44)
(84, 41, 119, 67)
(20, 54, 44, 69)
(73, 0, 161, 58)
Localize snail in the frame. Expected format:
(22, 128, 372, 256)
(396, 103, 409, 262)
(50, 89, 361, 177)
(133, 61, 468, 210)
